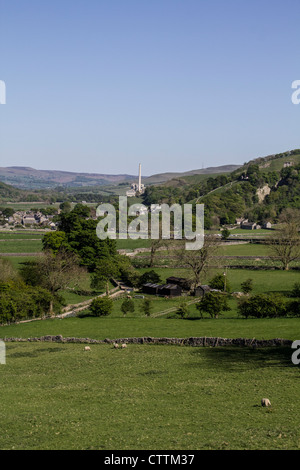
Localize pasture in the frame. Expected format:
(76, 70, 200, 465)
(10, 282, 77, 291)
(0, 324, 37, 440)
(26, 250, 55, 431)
(0, 231, 299, 450)
(0, 341, 299, 450)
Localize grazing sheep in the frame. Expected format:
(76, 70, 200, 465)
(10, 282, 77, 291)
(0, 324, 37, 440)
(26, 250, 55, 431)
(121, 343, 127, 349)
(113, 343, 119, 349)
(84, 346, 91, 351)
(261, 398, 271, 407)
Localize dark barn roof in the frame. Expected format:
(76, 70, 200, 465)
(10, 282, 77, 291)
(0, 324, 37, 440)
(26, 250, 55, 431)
(166, 276, 193, 290)
(142, 282, 182, 297)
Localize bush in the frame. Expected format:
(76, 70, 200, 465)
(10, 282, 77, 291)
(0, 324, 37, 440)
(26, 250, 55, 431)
(291, 282, 300, 298)
(121, 298, 135, 316)
(287, 299, 300, 317)
(238, 293, 287, 319)
(209, 273, 231, 292)
(241, 278, 254, 294)
(196, 292, 230, 318)
(89, 296, 113, 317)
(139, 298, 153, 317)
(175, 299, 189, 318)
(138, 270, 162, 287)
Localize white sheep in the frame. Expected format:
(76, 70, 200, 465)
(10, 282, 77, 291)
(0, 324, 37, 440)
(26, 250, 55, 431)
(113, 343, 119, 349)
(121, 343, 127, 349)
(84, 346, 91, 351)
(261, 398, 271, 407)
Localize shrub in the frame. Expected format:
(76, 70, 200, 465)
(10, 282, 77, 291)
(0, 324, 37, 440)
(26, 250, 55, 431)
(196, 292, 230, 318)
(89, 296, 113, 317)
(209, 273, 231, 292)
(140, 298, 153, 317)
(138, 270, 162, 287)
(175, 299, 189, 318)
(240, 278, 254, 294)
(238, 293, 287, 319)
(287, 299, 300, 317)
(291, 282, 300, 298)
(121, 298, 135, 316)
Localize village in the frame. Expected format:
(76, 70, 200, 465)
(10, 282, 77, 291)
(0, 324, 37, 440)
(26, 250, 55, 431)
(0, 208, 57, 229)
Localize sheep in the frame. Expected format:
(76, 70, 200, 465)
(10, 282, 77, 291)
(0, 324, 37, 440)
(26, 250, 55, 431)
(261, 398, 271, 407)
(121, 343, 127, 349)
(113, 343, 119, 349)
(84, 346, 91, 351)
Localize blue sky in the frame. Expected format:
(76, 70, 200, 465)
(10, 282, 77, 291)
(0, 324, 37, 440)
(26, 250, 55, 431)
(0, 0, 299, 176)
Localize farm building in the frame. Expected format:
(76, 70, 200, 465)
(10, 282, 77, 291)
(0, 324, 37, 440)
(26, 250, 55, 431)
(142, 283, 160, 295)
(166, 276, 193, 291)
(241, 222, 261, 230)
(193, 285, 211, 297)
(142, 282, 182, 297)
(158, 283, 182, 297)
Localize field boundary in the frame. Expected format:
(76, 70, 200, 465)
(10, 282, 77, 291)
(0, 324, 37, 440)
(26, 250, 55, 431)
(1, 334, 293, 348)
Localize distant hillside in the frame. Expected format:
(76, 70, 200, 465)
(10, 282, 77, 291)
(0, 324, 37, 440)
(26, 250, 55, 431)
(0, 166, 136, 190)
(143, 164, 241, 185)
(143, 149, 300, 227)
(0, 164, 240, 190)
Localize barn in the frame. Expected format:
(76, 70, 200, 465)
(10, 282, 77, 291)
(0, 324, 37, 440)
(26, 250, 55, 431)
(142, 282, 182, 297)
(193, 285, 211, 297)
(157, 283, 182, 297)
(166, 276, 193, 291)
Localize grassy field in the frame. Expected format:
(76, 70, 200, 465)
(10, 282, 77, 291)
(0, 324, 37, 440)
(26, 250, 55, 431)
(1, 313, 299, 341)
(0, 231, 45, 239)
(0, 236, 299, 450)
(0, 341, 299, 450)
(0, 239, 43, 253)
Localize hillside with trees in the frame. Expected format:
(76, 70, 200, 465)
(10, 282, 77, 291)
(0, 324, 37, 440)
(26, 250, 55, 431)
(142, 149, 300, 228)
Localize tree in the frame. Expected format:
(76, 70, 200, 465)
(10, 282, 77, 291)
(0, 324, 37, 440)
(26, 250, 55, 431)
(140, 298, 153, 317)
(0, 258, 19, 284)
(221, 228, 231, 240)
(138, 270, 162, 287)
(175, 299, 189, 318)
(57, 204, 117, 271)
(180, 235, 221, 287)
(91, 257, 120, 295)
(89, 296, 113, 317)
(121, 298, 135, 316)
(267, 210, 300, 270)
(20, 249, 86, 315)
(196, 292, 230, 318)
(241, 278, 254, 294)
(209, 273, 231, 292)
(42, 231, 69, 254)
(59, 201, 72, 213)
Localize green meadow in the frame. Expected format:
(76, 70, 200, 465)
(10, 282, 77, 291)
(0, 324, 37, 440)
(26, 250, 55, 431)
(0, 341, 299, 450)
(0, 232, 299, 450)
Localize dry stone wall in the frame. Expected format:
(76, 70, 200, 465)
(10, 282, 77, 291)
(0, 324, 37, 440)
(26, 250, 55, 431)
(0, 335, 293, 348)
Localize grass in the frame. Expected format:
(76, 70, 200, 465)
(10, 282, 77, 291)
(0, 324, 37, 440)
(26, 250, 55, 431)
(0, 232, 44, 239)
(0, 251, 299, 450)
(0, 239, 43, 253)
(0, 342, 299, 450)
(1, 314, 299, 342)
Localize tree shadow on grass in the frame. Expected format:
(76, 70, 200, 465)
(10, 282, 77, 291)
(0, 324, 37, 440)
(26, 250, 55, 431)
(188, 346, 297, 373)
(9, 347, 65, 358)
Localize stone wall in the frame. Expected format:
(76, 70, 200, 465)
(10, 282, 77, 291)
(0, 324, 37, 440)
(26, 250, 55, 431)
(0, 335, 293, 348)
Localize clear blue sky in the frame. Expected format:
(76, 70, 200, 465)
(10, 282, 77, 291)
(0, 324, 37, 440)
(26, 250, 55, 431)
(0, 0, 299, 176)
